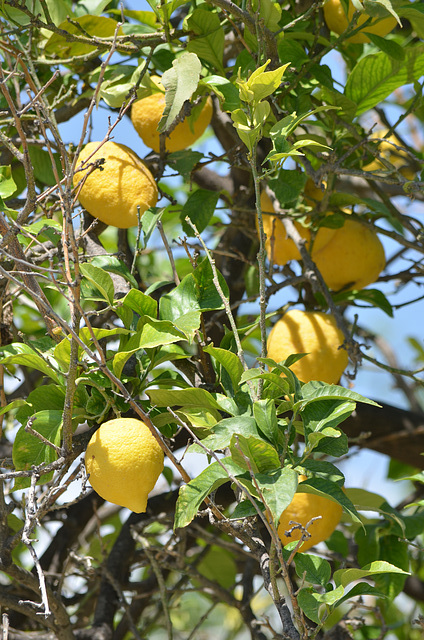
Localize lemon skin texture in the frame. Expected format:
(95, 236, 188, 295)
(267, 309, 348, 384)
(277, 476, 343, 552)
(85, 418, 164, 513)
(259, 191, 335, 265)
(131, 92, 213, 153)
(363, 131, 416, 180)
(323, 0, 397, 43)
(311, 219, 385, 291)
(74, 141, 158, 229)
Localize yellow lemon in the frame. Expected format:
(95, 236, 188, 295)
(85, 418, 164, 513)
(267, 309, 348, 384)
(131, 80, 213, 153)
(304, 178, 326, 205)
(74, 141, 158, 229)
(363, 130, 416, 180)
(277, 476, 343, 551)
(323, 0, 397, 43)
(311, 218, 385, 291)
(259, 191, 336, 266)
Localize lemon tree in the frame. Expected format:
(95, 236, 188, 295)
(0, 0, 423, 639)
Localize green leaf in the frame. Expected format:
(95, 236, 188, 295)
(89, 256, 139, 290)
(345, 487, 389, 512)
(159, 51, 202, 133)
(139, 207, 165, 250)
(294, 554, 332, 586)
(0, 399, 26, 418)
(332, 582, 386, 610)
(172, 406, 221, 431)
(231, 108, 261, 155)
(345, 43, 424, 116)
(0, 166, 17, 198)
(80, 263, 114, 305)
(301, 399, 356, 446)
(186, 9, 225, 72)
(190, 416, 258, 452)
(167, 150, 204, 180)
(13, 410, 63, 490)
(306, 427, 345, 454)
(21, 219, 62, 245)
(16, 385, 65, 425)
(174, 457, 244, 528)
(204, 345, 244, 394)
(191, 258, 228, 310)
(366, 33, 405, 60)
(297, 584, 345, 624)
(398, 4, 424, 39)
(44, 15, 122, 57)
(181, 189, 219, 236)
(202, 75, 240, 111)
(196, 546, 237, 589)
(295, 382, 380, 412)
(28, 146, 63, 186)
(239, 60, 290, 104)
(268, 170, 308, 206)
(333, 561, 410, 588)
(373, 535, 409, 598)
(333, 288, 393, 317)
(255, 467, 298, 524)
(277, 39, 309, 66)
(147, 387, 224, 412)
(79, 0, 114, 15)
(112, 318, 185, 377)
(229, 433, 280, 473)
(0, 343, 60, 383)
(253, 399, 279, 445)
(298, 477, 360, 523)
(122, 289, 157, 318)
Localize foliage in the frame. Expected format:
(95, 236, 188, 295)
(0, 0, 423, 638)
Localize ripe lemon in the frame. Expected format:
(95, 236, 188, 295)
(74, 141, 158, 229)
(304, 178, 326, 205)
(362, 130, 416, 180)
(259, 191, 336, 266)
(277, 476, 343, 551)
(85, 418, 164, 513)
(131, 79, 213, 153)
(323, 0, 397, 43)
(311, 218, 385, 291)
(267, 309, 348, 384)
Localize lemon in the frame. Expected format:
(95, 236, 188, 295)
(277, 476, 343, 552)
(362, 130, 416, 180)
(267, 309, 348, 384)
(74, 141, 158, 229)
(323, 0, 397, 43)
(85, 418, 164, 513)
(131, 79, 213, 153)
(311, 218, 385, 291)
(259, 191, 336, 266)
(304, 178, 326, 205)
